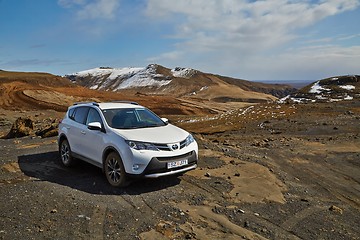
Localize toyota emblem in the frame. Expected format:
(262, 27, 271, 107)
(171, 144, 179, 150)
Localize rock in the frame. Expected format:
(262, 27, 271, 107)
(205, 172, 211, 177)
(36, 123, 59, 138)
(234, 173, 240, 177)
(329, 205, 343, 214)
(237, 209, 245, 214)
(230, 160, 235, 165)
(0, 118, 12, 127)
(5, 117, 34, 138)
(244, 221, 250, 228)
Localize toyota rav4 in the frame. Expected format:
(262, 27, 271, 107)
(58, 101, 198, 187)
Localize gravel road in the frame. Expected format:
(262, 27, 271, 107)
(1, 101, 359, 239)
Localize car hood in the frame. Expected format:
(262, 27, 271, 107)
(112, 124, 189, 143)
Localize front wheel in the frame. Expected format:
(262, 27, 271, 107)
(104, 152, 128, 187)
(59, 139, 75, 167)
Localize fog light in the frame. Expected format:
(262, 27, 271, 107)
(132, 164, 140, 171)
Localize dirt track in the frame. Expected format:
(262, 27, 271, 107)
(0, 101, 359, 239)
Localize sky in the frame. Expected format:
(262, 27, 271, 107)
(0, 0, 359, 81)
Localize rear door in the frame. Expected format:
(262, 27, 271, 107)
(67, 107, 89, 155)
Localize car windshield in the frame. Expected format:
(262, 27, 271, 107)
(102, 108, 166, 129)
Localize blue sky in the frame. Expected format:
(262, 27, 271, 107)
(0, 0, 359, 80)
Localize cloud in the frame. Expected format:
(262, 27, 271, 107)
(252, 45, 360, 80)
(147, 51, 184, 62)
(57, 0, 86, 8)
(77, 0, 120, 20)
(58, 0, 120, 20)
(146, 0, 359, 50)
(145, 0, 360, 79)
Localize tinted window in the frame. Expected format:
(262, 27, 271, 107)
(73, 107, 89, 124)
(86, 108, 103, 125)
(68, 108, 75, 120)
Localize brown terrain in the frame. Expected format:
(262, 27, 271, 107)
(0, 70, 359, 239)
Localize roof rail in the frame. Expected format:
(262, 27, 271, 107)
(73, 102, 99, 106)
(111, 100, 139, 105)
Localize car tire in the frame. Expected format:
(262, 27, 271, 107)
(104, 152, 128, 187)
(59, 139, 75, 167)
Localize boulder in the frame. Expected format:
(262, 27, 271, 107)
(5, 117, 34, 138)
(36, 123, 58, 138)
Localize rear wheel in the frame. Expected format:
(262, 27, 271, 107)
(59, 139, 75, 167)
(104, 152, 128, 187)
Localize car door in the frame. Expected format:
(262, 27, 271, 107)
(68, 106, 89, 155)
(81, 108, 106, 164)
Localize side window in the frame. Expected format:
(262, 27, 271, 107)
(68, 108, 75, 120)
(86, 108, 103, 125)
(73, 107, 89, 124)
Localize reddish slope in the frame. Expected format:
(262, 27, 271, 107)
(0, 70, 215, 116)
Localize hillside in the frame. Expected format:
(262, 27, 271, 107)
(281, 75, 360, 103)
(66, 64, 296, 102)
(0, 70, 214, 116)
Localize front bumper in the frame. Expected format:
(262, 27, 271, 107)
(144, 164, 197, 178)
(128, 150, 198, 178)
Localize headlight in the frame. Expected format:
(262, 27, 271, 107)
(185, 134, 195, 147)
(126, 140, 159, 151)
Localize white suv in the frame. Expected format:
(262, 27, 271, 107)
(58, 101, 198, 187)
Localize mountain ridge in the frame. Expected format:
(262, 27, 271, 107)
(65, 64, 296, 102)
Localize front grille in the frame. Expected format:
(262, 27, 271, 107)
(153, 138, 188, 151)
(156, 151, 194, 162)
(154, 143, 170, 151)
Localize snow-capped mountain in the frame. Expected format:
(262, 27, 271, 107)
(66, 64, 295, 102)
(66, 64, 175, 91)
(280, 75, 359, 103)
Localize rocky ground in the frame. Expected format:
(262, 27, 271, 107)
(0, 100, 359, 240)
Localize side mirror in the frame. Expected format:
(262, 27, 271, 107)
(88, 122, 102, 131)
(161, 118, 169, 124)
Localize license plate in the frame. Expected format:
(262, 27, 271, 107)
(167, 159, 188, 169)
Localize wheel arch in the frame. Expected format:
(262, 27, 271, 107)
(58, 134, 68, 147)
(102, 146, 120, 171)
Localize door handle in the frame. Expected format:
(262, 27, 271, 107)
(81, 131, 86, 135)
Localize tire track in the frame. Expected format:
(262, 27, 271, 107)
(87, 203, 107, 240)
(280, 205, 325, 232)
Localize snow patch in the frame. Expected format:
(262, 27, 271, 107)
(339, 85, 355, 90)
(309, 81, 331, 94)
(116, 66, 171, 89)
(344, 95, 354, 100)
(107, 67, 143, 80)
(200, 86, 208, 91)
(70, 66, 172, 90)
(171, 67, 197, 78)
(74, 68, 113, 78)
(90, 84, 99, 90)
